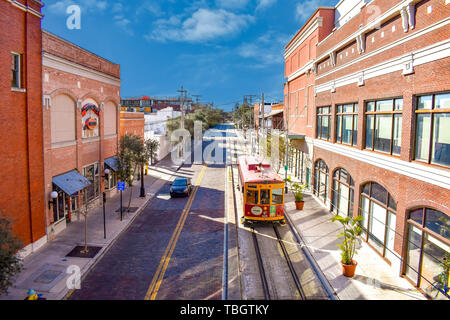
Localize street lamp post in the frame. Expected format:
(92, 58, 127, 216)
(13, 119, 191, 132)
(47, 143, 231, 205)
(102, 168, 110, 239)
(140, 164, 145, 198)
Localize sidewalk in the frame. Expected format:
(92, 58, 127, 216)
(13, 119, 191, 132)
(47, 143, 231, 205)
(0, 154, 186, 300)
(285, 191, 426, 300)
(237, 129, 426, 300)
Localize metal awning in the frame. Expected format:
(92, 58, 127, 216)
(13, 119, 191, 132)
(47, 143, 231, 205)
(288, 134, 305, 140)
(104, 156, 119, 172)
(52, 170, 91, 196)
(263, 110, 283, 119)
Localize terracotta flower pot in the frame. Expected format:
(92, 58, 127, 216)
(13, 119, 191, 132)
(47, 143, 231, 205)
(342, 260, 358, 277)
(295, 201, 304, 210)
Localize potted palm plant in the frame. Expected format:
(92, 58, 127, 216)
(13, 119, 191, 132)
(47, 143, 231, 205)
(331, 214, 363, 277)
(284, 177, 307, 210)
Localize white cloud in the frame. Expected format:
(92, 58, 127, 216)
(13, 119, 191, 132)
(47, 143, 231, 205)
(148, 9, 254, 43)
(295, 0, 328, 22)
(256, 0, 277, 11)
(237, 31, 289, 67)
(47, 0, 107, 14)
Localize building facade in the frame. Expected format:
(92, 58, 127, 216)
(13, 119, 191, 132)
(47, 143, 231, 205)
(120, 96, 192, 113)
(119, 111, 145, 138)
(42, 31, 121, 238)
(144, 107, 181, 163)
(284, 0, 449, 299)
(0, 0, 45, 255)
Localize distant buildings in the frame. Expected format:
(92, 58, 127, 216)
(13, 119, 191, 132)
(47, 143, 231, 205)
(120, 96, 193, 113)
(283, 0, 449, 298)
(144, 107, 181, 163)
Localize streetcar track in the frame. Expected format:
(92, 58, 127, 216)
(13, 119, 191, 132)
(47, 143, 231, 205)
(272, 224, 306, 300)
(229, 136, 310, 301)
(251, 227, 271, 300)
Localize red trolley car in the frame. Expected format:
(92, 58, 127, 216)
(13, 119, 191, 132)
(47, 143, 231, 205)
(237, 155, 285, 224)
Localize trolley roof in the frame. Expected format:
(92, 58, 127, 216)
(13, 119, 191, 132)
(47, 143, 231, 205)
(237, 155, 283, 184)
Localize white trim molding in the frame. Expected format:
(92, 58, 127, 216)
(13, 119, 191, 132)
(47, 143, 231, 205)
(313, 139, 450, 190)
(6, 0, 43, 18)
(315, 38, 450, 93)
(317, 17, 450, 81)
(43, 52, 121, 87)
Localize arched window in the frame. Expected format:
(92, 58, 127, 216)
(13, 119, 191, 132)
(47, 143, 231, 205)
(360, 182, 397, 262)
(332, 168, 354, 217)
(104, 101, 117, 136)
(51, 94, 76, 144)
(313, 160, 328, 203)
(405, 208, 449, 300)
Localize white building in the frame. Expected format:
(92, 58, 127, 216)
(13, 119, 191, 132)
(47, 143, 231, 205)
(144, 107, 181, 162)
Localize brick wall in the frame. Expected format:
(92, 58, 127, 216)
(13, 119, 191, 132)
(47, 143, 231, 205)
(0, 1, 45, 248)
(42, 30, 120, 79)
(120, 112, 145, 138)
(42, 32, 121, 231)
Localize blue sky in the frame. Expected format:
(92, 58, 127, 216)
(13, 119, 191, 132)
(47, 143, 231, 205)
(42, 0, 337, 111)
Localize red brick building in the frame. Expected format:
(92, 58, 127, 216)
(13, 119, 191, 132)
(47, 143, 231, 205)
(0, 0, 46, 255)
(42, 31, 121, 237)
(284, 0, 449, 298)
(119, 111, 145, 138)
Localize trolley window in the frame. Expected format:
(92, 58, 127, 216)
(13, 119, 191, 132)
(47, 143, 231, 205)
(260, 189, 270, 205)
(246, 189, 258, 204)
(271, 189, 283, 204)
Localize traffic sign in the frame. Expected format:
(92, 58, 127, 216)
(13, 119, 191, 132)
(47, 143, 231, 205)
(117, 181, 125, 191)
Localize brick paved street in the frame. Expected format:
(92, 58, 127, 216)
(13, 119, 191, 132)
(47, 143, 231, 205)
(69, 137, 227, 300)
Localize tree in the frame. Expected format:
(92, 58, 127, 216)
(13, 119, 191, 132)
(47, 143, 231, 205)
(232, 104, 253, 129)
(0, 212, 23, 294)
(117, 134, 145, 211)
(166, 105, 226, 138)
(117, 134, 159, 211)
(145, 138, 160, 166)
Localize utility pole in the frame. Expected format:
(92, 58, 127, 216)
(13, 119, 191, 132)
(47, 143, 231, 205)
(177, 86, 187, 159)
(177, 86, 187, 129)
(192, 94, 201, 110)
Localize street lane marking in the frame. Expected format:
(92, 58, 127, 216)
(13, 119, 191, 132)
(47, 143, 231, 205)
(144, 161, 209, 300)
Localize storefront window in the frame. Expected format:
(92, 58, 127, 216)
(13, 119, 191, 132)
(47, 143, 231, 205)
(331, 168, 354, 217)
(405, 208, 450, 300)
(83, 163, 100, 202)
(359, 182, 397, 262)
(314, 160, 328, 204)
